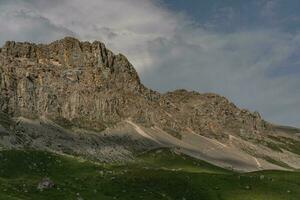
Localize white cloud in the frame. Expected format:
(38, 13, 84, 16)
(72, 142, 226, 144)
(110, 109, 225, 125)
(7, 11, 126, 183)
(0, 0, 299, 127)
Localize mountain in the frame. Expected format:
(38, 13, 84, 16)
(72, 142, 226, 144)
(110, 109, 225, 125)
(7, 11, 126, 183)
(0, 37, 299, 171)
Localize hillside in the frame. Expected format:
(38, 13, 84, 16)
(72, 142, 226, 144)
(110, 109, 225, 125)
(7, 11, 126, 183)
(0, 37, 300, 171)
(0, 149, 299, 200)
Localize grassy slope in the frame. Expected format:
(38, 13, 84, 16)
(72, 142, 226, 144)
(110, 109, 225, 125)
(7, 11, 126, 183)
(0, 149, 299, 200)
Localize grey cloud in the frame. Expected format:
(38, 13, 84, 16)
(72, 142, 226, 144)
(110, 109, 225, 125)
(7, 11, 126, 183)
(0, 3, 75, 44)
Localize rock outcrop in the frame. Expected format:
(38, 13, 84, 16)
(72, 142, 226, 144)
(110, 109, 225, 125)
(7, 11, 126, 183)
(0, 37, 159, 131)
(0, 37, 299, 171)
(0, 37, 268, 139)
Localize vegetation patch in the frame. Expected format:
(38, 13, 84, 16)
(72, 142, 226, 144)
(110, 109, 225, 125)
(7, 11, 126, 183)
(0, 149, 299, 200)
(268, 135, 300, 155)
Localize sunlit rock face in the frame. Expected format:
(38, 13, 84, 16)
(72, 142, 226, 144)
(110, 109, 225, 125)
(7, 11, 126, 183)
(0, 37, 268, 138)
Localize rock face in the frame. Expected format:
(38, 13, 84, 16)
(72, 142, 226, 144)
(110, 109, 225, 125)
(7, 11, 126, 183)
(0, 37, 268, 138)
(0, 37, 158, 131)
(0, 37, 299, 171)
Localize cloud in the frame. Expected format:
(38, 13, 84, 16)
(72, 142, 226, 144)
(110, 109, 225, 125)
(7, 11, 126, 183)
(0, 1, 75, 43)
(260, 0, 280, 19)
(0, 0, 299, 127)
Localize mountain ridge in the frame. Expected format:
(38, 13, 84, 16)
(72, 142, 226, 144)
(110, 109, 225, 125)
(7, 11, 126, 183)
(0, 37, 299, 171)
(0, 37, 269, 137)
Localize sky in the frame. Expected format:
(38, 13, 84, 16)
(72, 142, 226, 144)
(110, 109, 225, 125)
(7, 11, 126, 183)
(0, 0, 299, 127)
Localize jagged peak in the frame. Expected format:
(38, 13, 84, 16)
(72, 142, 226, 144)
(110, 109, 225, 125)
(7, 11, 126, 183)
(55, 36, 81, 44)
(1, 36, 102, 49)
(48, 37, 108, 53)
(0, 37, 151, 97)
(0, 37, 108, 58)
(0, 37, 139, 79)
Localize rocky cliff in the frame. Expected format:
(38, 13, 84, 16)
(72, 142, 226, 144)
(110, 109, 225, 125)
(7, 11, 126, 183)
(0, 37, 299, 171)
(0, 37, 268, 138)
(0, 37, 160, 130)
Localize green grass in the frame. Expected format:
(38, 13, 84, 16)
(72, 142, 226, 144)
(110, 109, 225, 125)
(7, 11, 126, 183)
(0, 149, 299, 200)
(135, 148, 229, 174)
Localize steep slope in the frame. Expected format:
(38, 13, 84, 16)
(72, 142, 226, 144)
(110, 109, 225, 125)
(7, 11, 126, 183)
(0, 37, 299, 171)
